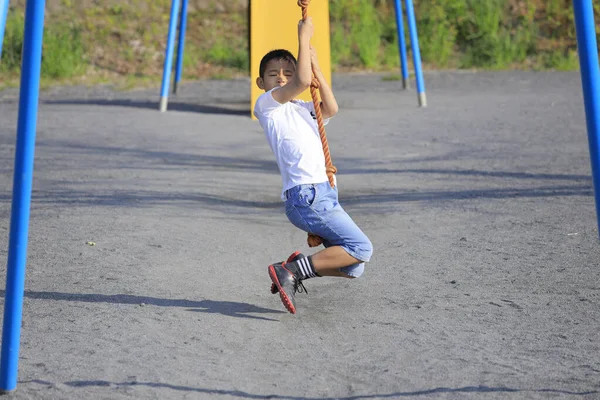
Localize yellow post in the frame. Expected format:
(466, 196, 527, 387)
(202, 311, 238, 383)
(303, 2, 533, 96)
(250, 0, 332, 119)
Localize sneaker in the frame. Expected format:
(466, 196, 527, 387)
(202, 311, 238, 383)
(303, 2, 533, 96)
(268, 262, 307, 314)
(271, 251, 305, 294)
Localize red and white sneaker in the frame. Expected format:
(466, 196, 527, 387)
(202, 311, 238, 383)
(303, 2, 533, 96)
(270, 251, 304, 294)
(268, 261, 307, 314)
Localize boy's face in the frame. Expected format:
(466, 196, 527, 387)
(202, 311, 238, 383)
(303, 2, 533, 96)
(256, 58, 296, 92)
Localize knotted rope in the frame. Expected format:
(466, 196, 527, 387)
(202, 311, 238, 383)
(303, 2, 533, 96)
(298, 0, 337, 247)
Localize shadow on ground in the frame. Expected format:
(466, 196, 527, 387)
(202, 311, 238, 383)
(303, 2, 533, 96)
(0, 185, 590, 213)
(340, 167, 591, 181)
(3, 291, 284, 321)
(24, 380, 599, 398)
(44, 99, 249, 116)
(34, 139, 279, 173)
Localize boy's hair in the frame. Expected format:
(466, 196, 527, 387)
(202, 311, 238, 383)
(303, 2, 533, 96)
(259, 49, 297, 78)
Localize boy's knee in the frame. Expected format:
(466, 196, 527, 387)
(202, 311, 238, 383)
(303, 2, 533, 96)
(347, 236, 373, 264)
(358, 237, 373, 263)
(351, 239, 372, 278)
(340, 262, 365, 278)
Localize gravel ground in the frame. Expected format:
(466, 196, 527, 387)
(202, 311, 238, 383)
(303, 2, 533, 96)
(0, 71, 599, 399)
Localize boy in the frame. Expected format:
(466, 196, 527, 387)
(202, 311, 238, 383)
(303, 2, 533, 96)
(253, 17, 373, 314)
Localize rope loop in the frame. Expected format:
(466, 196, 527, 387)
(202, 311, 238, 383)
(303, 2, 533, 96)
(297, 0, 310, 9)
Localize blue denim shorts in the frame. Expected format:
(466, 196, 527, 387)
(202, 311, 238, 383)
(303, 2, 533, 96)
(284, 181, 373, 277)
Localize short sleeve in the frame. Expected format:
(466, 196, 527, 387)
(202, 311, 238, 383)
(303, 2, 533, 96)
(254, 88, 282, 119)
(294, 100, 330, 125)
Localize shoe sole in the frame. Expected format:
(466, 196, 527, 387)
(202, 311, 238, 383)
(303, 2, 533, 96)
(268, 264, 296, 314)
(270, 251, 302, 294)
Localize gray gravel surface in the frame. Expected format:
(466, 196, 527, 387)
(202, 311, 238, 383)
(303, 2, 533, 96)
(0, 71, 599, 399)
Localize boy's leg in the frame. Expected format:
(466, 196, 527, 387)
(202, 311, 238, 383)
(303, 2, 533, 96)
(308, 237, 365, 277)
(285, 182, 372, 276)
(271, 183, 372, 313)
(310, 245, 361, 277)
(305, 185, 372, 276)
(278, 244, 362, 280)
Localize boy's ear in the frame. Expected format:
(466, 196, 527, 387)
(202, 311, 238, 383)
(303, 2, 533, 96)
(256, 77, 265, 90)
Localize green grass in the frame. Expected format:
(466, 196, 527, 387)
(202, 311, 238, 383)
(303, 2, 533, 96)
(0, 11, 25, 72)
(204, 38, 248, 71)
(1, 10, 86, 79)
(330, 0, 585, 72)
(539, 49, 580, 71)
(414, 1, 458, 67)
(42, 22, 86, 78)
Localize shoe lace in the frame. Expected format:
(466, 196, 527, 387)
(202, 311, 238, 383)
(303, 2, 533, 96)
(294, 278, 308, 294)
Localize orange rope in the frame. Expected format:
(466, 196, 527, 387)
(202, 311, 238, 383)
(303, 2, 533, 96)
(299, 0, 336, 247)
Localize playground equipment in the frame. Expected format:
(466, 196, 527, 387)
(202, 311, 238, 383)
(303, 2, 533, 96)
(0, 0, 599, 393)
(392, 0, 427, 106)
(159, 0, 187, 112)
(399, 0, 426, 107)
(393, 0, 409, 90)
(0, 0, 45, 392)
(158, 0, 427, 114)
(573, 0, 600, 235)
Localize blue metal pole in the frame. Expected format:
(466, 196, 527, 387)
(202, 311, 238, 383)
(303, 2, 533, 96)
(0, 0, 45, 393)
(573, 0, 600, 237)
(159, 0, 180, 112)
(173, 0, 188, 95)
(404, 0, 427, 107)
(393, 0, 409, 89)
(0, 0, 9, 59)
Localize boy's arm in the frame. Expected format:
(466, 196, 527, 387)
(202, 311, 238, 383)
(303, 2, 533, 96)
(272, 18, 313, 104)
(310, 47, 339, 119)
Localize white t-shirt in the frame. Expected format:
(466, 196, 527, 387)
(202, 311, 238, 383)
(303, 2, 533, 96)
(254, 88, 329, 200)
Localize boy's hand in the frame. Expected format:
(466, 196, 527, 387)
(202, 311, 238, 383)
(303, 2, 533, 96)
(298, 17, 314, 42)
(310, 45, 320, 70)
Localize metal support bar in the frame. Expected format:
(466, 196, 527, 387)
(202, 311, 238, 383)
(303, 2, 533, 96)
(404, 0, 427, 107)
(393, 0, 409, 89)
(573, 0, 600, 237)
(173, 0, 188, 95)
(159, 0, 181, 111)
(0, 0, 46, 392)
